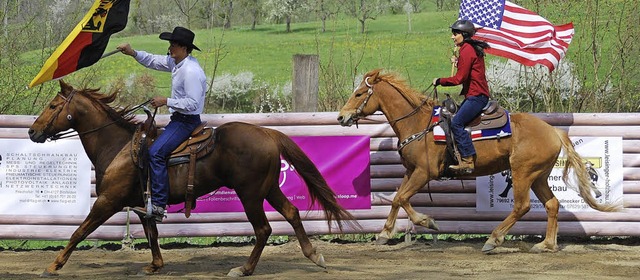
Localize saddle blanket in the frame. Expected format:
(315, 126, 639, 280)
(431, 106, 512, 142)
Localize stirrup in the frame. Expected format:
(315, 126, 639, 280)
(131, 206, 165, 222)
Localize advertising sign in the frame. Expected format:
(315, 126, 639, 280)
(0, 139, 91, 215)
(477, 137, 622, 212)
(167, 135, 372, 213)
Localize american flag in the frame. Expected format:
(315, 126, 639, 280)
(458, 0, 574, 72)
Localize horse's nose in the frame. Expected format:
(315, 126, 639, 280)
(337, 116, 343, 122)
(28, 128, 35, 136)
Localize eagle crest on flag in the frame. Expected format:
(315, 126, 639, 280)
(29, 0, 130, 88)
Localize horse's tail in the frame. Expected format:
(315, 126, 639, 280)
(266, 129, 361, 232)
(555, 128, 622, 212)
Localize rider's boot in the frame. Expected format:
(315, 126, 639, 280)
(132, 205, 165, 222)
(449, 155, 475, 174)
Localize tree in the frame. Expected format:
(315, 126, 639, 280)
(341, 0, 382, 33)
(173, 0, 200, 29)
(315, 0, 340, 33)
(264, 0, 310, 32)
(408, 0, 423, 12)
(247, 0, 262, 30)
(0, 0, 90, 114)
(222, 0, 233, 29)
(135, 0, 182, 34)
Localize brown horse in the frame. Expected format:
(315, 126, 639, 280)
(28, 80, 356, 277)
(337, 69, 620, 253)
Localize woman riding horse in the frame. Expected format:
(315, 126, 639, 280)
(432, 19, 491, 174)
(338, 69, 620, 253)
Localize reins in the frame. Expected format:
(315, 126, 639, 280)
(48, 96, 152, 141)
(354, 80, 434, 127)
(356, 78, 441, 202)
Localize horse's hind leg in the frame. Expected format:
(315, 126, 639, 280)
(227, 196, 272, 277)
(265, 185, 325, 268)
(530, 175, 560, 252)
(42, 196, 121, 276)
(482, 169, 536, 253)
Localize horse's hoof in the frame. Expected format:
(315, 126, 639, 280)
(375, 236, 389, 245)
(138, 265, 160, 275)
(136, 269, 154, 276)
(313, 253, 326, 268)
(530, 243, 558, 253)
(227, 266, 247, 277)
(423, 218, 439, 231)
(482, 243, 496, 253)
(40, 270, 58, 278)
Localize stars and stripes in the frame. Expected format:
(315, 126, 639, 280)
(458, 0, 573, 72)
(431, 106, 512, 142)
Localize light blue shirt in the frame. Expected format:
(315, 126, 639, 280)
(134, 51, 206, 115)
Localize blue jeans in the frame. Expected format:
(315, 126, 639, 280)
(451, 95, 489, 158)
(149, 113, 201, 208)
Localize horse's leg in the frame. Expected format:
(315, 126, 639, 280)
(227, 196, 272, 277)
(42, 196, 122, 276)
(482, 169, 535, 253)
(136, 217, 164, 274)
(376, 174, 409, 244)
(265, 185, 325, 268)
(377, 170, 438, 245)
(529, 175, 560, 252)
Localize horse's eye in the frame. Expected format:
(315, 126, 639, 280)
(49, 104, 56, 110)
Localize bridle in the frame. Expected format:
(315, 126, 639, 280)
(42, 90, 151, 141)
(354, 77, 376, 118)
(41, 90, 78, 140)
(354, 76, 437, 151)
(355, 75, 440, 201)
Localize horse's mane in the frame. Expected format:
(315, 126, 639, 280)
(76, 87, 139, 132)
(376, 71, 437, 109)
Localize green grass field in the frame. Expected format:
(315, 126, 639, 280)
(51, 10, 460, 99)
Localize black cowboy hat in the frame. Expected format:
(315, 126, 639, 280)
(159, 26, 201, 51)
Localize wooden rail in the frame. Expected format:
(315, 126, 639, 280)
(1, 112, 639, 240)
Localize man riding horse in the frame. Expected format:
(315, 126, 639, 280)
(117, 26, 206, 222)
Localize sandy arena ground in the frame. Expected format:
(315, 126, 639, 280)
(1, 236, 640, 279)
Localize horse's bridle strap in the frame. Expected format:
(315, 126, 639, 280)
(48, 96, 152, 141)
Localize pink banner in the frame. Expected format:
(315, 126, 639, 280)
(167, 136, 371, 213)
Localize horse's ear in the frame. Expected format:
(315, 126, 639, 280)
(369, 69, 382, 83)
(58, 79, 73, 93)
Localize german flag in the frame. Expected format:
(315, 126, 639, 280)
(29, 0, 130, 88)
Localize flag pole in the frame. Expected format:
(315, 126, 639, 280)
(450, 46, 459, 76)
(101, 49, 120, 59)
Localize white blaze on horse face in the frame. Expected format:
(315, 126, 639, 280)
(352, 82, 364, 95)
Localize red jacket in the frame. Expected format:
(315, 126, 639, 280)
(438, 42, 490, 98)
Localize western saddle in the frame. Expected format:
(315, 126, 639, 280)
(131, 118, 215, 218)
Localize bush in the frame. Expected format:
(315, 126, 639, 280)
(207, 72, 291, 113)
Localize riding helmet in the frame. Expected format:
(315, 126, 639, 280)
(450, 19, 476, 38)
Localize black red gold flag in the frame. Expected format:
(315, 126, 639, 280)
(29, 0, 130, 88)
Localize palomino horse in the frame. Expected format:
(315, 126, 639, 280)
(28, 80, 356, 277)
(337, 69, 620, 253)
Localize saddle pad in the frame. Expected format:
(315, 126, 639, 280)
(431, 106, 512, 142)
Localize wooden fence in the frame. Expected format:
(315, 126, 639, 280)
(0, 112, 639, 241)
